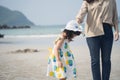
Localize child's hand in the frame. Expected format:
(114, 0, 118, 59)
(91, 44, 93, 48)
(57, 60, 63, 68)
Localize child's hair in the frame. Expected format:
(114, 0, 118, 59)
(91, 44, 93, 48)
(63, 29, 81, 41)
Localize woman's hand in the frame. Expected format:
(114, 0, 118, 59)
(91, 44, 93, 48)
(76, 18, 83, 24)
(57, 60, 63, 68)
(114, 31, 119, 41)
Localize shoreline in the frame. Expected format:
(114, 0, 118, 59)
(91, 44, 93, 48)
(4, 34, 59, 38)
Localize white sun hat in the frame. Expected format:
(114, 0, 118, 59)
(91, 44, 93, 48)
(64, 20, 83, 32)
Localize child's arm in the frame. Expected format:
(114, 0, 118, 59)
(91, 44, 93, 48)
(54, 38, 64, 67)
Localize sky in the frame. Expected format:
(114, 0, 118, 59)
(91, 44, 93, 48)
(0, 0, 120, 25)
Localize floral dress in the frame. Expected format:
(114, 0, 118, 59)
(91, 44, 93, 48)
(47, 38, 77, 79)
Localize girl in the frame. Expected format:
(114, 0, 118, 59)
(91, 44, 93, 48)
(47, 20, 83, 80)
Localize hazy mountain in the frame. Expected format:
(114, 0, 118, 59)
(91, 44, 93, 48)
(0, 6, 35, 26)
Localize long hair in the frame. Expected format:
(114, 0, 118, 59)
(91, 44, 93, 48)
(84, 0, 95, 3)
(63, 29, 81, 41)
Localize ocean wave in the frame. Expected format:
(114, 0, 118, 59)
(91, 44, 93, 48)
(4, 34, 58, 38)
(2, 32, 120, 39)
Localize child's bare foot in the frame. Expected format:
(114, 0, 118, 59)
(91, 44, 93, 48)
(60, 78, 66, 80)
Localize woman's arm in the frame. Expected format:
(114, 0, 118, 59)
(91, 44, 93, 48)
(76, 1, 88, 24)
(113, 0, 119, 41)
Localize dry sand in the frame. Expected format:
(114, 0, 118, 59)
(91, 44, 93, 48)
(0, 37, 120, 80)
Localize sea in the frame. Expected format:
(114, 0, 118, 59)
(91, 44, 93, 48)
(0, 24, 120, 38)
(0, 25, 65, 38)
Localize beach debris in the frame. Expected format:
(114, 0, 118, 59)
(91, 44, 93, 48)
(11, 48, 40, 53)
(0, 33, 4, 38)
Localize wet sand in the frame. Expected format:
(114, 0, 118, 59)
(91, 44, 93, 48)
(0, 37, 120, 80)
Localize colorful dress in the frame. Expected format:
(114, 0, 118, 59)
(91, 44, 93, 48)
(47, 37, 77, 79)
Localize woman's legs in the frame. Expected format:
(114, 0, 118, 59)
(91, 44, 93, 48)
(86, 23, 113, 80)
(86, 36, 101, 80)
(101, 23, 113, 80)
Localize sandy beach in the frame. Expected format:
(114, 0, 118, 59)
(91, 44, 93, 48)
(0, 36, 120, 80)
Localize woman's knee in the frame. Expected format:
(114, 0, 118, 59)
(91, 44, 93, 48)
(91, 58, 100, 66)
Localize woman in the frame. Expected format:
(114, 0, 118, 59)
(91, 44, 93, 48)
(76, 0, 119, 80)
